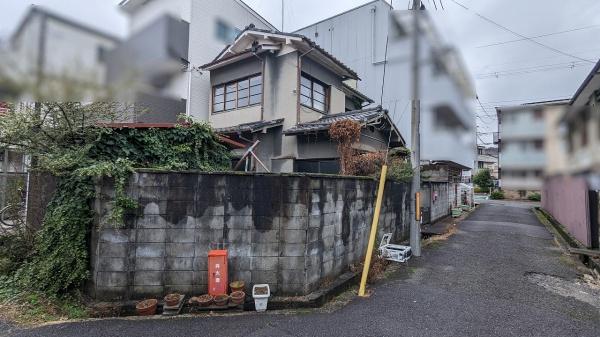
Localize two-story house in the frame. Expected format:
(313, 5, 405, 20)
(201, 27, 404, 173)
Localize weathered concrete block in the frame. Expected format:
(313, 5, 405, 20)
(309, 214, 323, 228)
(96, 272, 128, 287)
(99, 243, 128, 258)
(134, 271, 163, 286)
(99, 229, 130, 244)
(252, 257, 278, 270)
(229, 256, 252, 270)
(322, 250, 334, 263)
(321, 225, 335, 239)
(282, 204, 308, 218)
(227, 244, 252, 258)
(279, 257, 305, 270)
(138, 186, 169, 201)
(197, 214, 224, 229)
(132, 286, 164, 298)
(280, 283, 306, 296)
(193, 257, 208, 271)
(135, 244, 165, 258)
(251, 270, 277, 284)
(94, 287, 128, 301)
(136, 215, 168, 229)
(194, 245, 210, 259)
(192, 271, 208, 285)
(251, 243, 279, 257)
(166, 243, 195, 258)
(281, 229, 307, 244)
(279, 215, 308, 230)
(229, 270, 252, 285)
(279, 269, 305, 285)
(280, 243, 306, 257)
(96, 257, 127, 272)
(136, 257, 165, 271)
(321, 260, 334, 278)
(167, 229, 196, 243)
(307, 227, 320, 243)
(166, 257, 194, 271)
(251, 229, 279, 243)
(165, 271, 193, 285)
(164, 285, 194, 294)
(225, 215, 254, 230)
(137, 229, 167, 243)
(167, 187, 196, 201)
(227, 229, 251, 243)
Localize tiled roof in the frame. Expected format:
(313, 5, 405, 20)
(214, 119, 284, 134)
(283, 106, 404, 146)
(204, 26, 359, 80)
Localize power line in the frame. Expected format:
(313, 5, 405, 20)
(475, 60, 589, 79)
(449, 0, 596, 64)
(476, 24, 600, 49)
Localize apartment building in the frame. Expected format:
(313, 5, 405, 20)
(5, 6, 120, 101)
(108, 0, 277, 122)
(496, 100, 569, 199)
(295, 1, 477, 170)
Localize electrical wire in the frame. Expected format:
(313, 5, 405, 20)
(475, 61, 589, 79)
(476, 24, 600, 49)
(449, 0, 596, 64)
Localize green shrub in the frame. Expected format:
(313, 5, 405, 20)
(528, 193, 541, 201)
(474, 187, 489, 194)
(490, 190, 505, 200)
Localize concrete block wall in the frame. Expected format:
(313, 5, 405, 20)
(90, 171, 411, 300)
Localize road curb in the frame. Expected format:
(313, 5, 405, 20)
(533, 207, 600, 273)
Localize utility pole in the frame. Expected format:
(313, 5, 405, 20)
(410, 0, 422, 257)
(281, 0, 285, 32)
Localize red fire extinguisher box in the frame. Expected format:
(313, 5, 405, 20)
(208, 250, 228, 296)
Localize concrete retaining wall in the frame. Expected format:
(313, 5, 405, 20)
(90, 171, 411, 300)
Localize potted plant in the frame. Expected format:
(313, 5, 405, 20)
(136, 299, 158, 316)
(197, 294, 213, 307)
(252, 284, 270, 312)
(229, 291, 245, 305)
(164, 293, 181, 307)
(230, 280, 245, 293)
(214, 294, 229, 307)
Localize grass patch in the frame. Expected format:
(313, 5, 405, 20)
(0, 278, 88, 326)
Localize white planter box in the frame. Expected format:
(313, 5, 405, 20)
(252, 284, 270, 312)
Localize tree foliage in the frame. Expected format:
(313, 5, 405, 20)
(473, 169, 493, 193)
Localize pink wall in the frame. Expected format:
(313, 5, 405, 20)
(542, 176, 591, 247)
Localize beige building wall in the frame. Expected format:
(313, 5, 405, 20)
(544, 104, 569, 176)
(568, 100, 600, 173)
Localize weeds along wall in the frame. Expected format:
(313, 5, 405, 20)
(90, 171, 411, 300)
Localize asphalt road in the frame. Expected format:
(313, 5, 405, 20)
(6, 202, 600, 337)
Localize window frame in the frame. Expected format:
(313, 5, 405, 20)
(212, 74, 263, 114)
(300, 73, 330, 113)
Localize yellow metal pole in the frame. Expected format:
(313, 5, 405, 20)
(358, 165, 388, 297)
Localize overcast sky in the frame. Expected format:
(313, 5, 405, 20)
(2, 0, 600, 144)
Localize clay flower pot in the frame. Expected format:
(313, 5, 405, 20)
(214, 294, 229, 307)
(164, 293, 181, 307)
(136, 299, 158, 316)
(197, 294, 213, 307)
(229, 280, 245, 293)
(229, 291, 245, 305)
